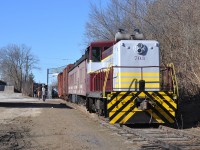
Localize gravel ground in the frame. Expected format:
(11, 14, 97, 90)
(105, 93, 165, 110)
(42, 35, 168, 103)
(0, 93, 137, 150)
(1, 93, 200, 150)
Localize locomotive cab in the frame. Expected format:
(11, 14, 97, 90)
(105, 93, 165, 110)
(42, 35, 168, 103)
(86, 41, 115, 96)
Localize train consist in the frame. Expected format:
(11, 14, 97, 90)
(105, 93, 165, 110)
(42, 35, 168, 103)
(58, 29, 178, 125)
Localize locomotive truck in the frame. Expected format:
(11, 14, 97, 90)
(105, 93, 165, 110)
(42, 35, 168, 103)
(58, 29, 178, 125)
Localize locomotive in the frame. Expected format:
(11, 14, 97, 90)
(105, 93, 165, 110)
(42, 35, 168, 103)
(58, 29, 178, 125)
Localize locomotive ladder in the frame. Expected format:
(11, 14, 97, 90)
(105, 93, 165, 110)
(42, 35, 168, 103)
(168, 63, 179, 98)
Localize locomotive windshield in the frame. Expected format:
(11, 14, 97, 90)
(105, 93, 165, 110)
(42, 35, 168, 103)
(92, 47, 101, 62)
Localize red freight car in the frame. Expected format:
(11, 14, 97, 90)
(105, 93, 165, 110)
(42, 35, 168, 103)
(57, 72, 63, 98)
(62, 64, 73, 100)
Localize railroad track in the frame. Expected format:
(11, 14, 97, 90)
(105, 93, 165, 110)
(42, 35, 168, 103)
(68, 102, 200, 150)
(100, 119, 200, 150)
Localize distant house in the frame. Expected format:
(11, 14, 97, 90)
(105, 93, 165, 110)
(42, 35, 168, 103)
(0, 80, 6, 85)
(0, 80, 7, 91)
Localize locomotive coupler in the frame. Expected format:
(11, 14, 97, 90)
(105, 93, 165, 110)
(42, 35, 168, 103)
(135, 98, 150, 110)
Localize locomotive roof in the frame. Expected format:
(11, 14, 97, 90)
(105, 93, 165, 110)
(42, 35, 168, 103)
(90, 40, 115, 47)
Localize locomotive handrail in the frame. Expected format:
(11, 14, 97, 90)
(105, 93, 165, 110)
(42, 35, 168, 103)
(103, 64, 113, 98)
(128, 78, 138, 91)
(113, 66, 160, 68)
(92, 65, 177, 94)
(113, 65, 160, 90)
(167, 63, 179, 98)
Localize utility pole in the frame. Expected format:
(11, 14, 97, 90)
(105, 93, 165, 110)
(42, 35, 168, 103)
(47, 69, 49, 98)
(20, 66, 22, 93)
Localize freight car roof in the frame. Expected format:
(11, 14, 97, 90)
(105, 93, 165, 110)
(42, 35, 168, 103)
(68, 54, 86, 72)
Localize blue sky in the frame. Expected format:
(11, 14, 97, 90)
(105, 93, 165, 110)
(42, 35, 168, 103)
(0, 0, 105, 84)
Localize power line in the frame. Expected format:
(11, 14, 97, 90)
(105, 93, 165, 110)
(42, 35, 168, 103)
(40, 57, 75, 61)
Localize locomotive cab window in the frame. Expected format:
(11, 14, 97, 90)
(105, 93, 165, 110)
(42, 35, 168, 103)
(91, 47, 101, 62)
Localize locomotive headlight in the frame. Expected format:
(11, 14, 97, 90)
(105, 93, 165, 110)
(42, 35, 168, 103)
(136, 43, 147, 55)
(137, 49, 142, 53)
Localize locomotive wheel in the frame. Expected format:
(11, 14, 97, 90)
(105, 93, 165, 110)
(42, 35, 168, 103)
(86, 97, 89, 111)
(97, 109, 103, 116)
(87, 97, 94, 113)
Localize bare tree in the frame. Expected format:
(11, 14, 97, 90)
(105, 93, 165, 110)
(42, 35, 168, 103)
(0, 44, 39, 93)
(85, 0, 200, 99)
(85, 0, 152, 43)
(142, 0, 200, 97)
(85, 0, 134, 43)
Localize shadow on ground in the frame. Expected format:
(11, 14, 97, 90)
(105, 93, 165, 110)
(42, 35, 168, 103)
(0, 102, 73, 109)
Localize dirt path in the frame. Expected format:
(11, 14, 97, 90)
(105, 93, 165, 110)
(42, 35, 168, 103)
(1, 93, 200, 150)
(0, 94, 136, 150)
